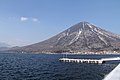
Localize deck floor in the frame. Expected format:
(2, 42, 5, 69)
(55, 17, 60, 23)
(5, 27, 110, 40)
(103, 63, 120, 80)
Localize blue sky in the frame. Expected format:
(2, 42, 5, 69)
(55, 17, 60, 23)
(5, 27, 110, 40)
(0, 0, 120, 46)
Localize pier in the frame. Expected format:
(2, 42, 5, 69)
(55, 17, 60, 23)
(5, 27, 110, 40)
(59, 57, 120, 64)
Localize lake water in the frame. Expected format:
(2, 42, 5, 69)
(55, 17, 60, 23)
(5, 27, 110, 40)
(0, 53, 120, 80)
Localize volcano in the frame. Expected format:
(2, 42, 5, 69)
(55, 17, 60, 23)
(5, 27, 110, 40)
(10, 22, 120, 54)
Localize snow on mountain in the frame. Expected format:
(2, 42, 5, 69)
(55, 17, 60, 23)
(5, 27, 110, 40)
(9, 21, 120, 54)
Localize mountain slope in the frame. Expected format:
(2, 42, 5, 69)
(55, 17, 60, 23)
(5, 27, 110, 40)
(0, 42, 11, 51)
(10, 22, 120, 54)
(0, 42, 11, 47)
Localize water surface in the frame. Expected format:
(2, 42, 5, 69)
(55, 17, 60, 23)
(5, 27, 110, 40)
(0, 53, 119, 80)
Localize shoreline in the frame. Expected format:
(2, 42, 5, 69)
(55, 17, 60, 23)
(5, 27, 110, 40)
(0, 50, 120, 55)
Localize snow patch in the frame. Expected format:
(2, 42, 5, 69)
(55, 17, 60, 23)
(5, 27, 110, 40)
(83, 22, 84, 28)
(91, 28, 108, 45)
(58, 33, 66, 40)
(94, 28, 104, 35)
(69, 29, 82, 45)
(66, 29, 70, 36)
(94, 28, 114, 40)
(86, 23, 93, 29)
(98, 36, 108, 45)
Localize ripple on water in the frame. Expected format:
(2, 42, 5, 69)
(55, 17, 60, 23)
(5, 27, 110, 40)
(0, 53, 119, 80)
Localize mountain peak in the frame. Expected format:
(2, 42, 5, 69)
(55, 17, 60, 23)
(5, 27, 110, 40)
(68, 21, 97, 33)
(9, 21, 120, 54)
(79, 21, 90, 24)
(72, 21, 95, 29)
(76, 21, 95, 29)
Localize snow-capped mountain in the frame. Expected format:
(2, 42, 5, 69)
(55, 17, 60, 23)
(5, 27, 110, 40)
(10, 22, 120, 54)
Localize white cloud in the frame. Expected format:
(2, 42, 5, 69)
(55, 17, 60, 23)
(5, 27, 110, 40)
(20, 17, 28, 21)
(20, 17, 39, 22)
(32, 18, 38, 22)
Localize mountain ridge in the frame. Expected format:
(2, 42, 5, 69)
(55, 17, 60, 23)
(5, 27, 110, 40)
(0, 42, 11, 48)
(8, 21, 120, 54)
(0, 42, 11, 51)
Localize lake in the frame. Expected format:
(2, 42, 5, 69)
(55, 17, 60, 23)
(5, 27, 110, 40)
(0, 53, 120, 80)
